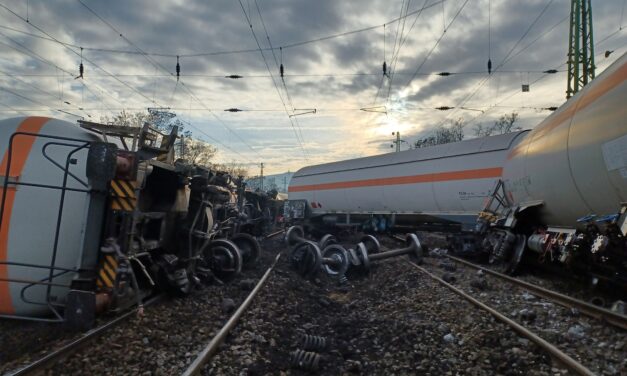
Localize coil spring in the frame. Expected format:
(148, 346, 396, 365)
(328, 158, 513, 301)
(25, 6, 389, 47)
(289, 349, 321, 371)
(301, 334, 327, 351)
(338, 274, 348, 285)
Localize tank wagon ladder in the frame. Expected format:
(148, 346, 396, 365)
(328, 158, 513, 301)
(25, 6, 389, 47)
(478, 179, 513, 226)
(0, 131, 96, 322)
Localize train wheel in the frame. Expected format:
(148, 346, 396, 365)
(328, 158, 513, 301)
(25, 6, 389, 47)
(204, 239, 243, 281)
(321, 244, 350, 277)
(505, 235, 526, 275)
(230, 233, 261, 269)
(319, 234, 338, 249)
(289, 240, 322, 278)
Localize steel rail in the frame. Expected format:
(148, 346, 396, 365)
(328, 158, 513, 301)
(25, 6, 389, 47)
(445, 255, 627, 331)
(406, 260, 595, 376)
(388, 234, 627, 331)
(7, 294, 165, 376)
(183, 253, 282, 376)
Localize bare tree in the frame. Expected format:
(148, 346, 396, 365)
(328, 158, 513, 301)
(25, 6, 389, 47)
(184, 138, 217, 166)
(473, 112, 521, 137)
(213, 161, 249, 178)
(414, 118, 465, 148)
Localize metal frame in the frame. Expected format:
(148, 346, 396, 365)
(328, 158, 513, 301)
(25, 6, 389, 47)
(0, 131, 95, 322)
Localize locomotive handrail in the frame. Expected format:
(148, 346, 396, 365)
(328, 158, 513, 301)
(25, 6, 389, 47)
(42, 141, 90, 188)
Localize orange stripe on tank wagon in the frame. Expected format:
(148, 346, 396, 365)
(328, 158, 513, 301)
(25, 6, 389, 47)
(0, 117, 50, 314)
(288, 167, 502, 192)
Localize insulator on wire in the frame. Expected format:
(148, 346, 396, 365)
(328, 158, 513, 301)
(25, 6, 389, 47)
(382, 61, 387, 77)
(487, 59, 492, 74)
(543, 69, 558, 74)
(75, 47, 84, 79)
(437, 72, 451, 76)
(436, 106, 453, 111)
(545, 106, 558, 111)
(225, 75, 243, 79)
(224, 108, 242, 112)
(280, 63, 284, 78)
(176, 56, 180, 81)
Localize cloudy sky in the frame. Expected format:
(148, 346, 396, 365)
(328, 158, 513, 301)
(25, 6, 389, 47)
(0, 0, 626, 174)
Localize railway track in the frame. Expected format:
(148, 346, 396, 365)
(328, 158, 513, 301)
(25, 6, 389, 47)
(6, 294, 165, 376)
(390, 233, 627, 330)
(406, 260, 595, 376)
(444, 254, 627, 331)
(183, 253, 282, 375)
(4, 231, 287, 376)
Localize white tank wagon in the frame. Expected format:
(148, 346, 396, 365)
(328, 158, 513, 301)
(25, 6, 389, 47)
(287, 53, 627, 285)
(287, 130, 529, 232)
(0, 117, 102, 319)
(480, 52, 627, 279)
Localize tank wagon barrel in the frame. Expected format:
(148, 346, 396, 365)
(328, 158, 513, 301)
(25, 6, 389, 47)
(286, 52, 627, 287)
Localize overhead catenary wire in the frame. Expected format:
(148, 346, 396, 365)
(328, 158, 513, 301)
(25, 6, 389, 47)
(0, 2, 161, 107)
(402, 0, 470, 92)
(0, 31, 122, 111)
(0, 1, 445, 59)
(238, 0, 308, 160)
(76, 0, 261, 159)
(254, 0, 307, 147)
(428, 0, 558, 130)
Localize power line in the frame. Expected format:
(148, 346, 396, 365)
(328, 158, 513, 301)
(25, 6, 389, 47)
(428, 0, 558, 129)
(0, 1, 445, 59)
(0, 31, 123, 112)
(0, 2, 160, 106)
(253, 0, 308, 154)
(76, 0, 261, 159)
(238, 0, 308, 160)
(402, 0, 470, 91)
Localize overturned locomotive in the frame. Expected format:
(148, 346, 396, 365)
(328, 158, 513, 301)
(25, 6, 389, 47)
(0, 117, 268, 328)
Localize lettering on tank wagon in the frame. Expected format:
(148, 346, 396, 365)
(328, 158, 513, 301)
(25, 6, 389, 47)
(458, 191, 491, 201)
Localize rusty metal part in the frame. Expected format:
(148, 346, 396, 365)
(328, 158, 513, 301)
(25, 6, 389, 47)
(289, 349, 321, 371)
(446, 255, 627, 331)
(183, 254, 282, 376)
(264, 228, 286, 239)
(406, 260, 595, 376)
(301, 334, 327, 351)
(7, 294, 164, 376)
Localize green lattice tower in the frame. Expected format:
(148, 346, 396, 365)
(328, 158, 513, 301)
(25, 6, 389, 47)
(567, 0, 595, 99)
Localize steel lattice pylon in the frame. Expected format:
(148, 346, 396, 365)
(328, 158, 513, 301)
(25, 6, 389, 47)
(567, 0, 595, 99)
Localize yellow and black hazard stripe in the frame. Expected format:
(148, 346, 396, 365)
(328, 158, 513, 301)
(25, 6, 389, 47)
(96, 255, 118, 289)
(110, 179, 137, 211)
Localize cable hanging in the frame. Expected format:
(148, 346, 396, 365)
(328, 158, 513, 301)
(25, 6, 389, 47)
(279, 47, 284, 78)
(75, 47, 84, 79)
(382, 24, 388, 78)
(487, 0, 492, 74)
(176, 56, 180, 81)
